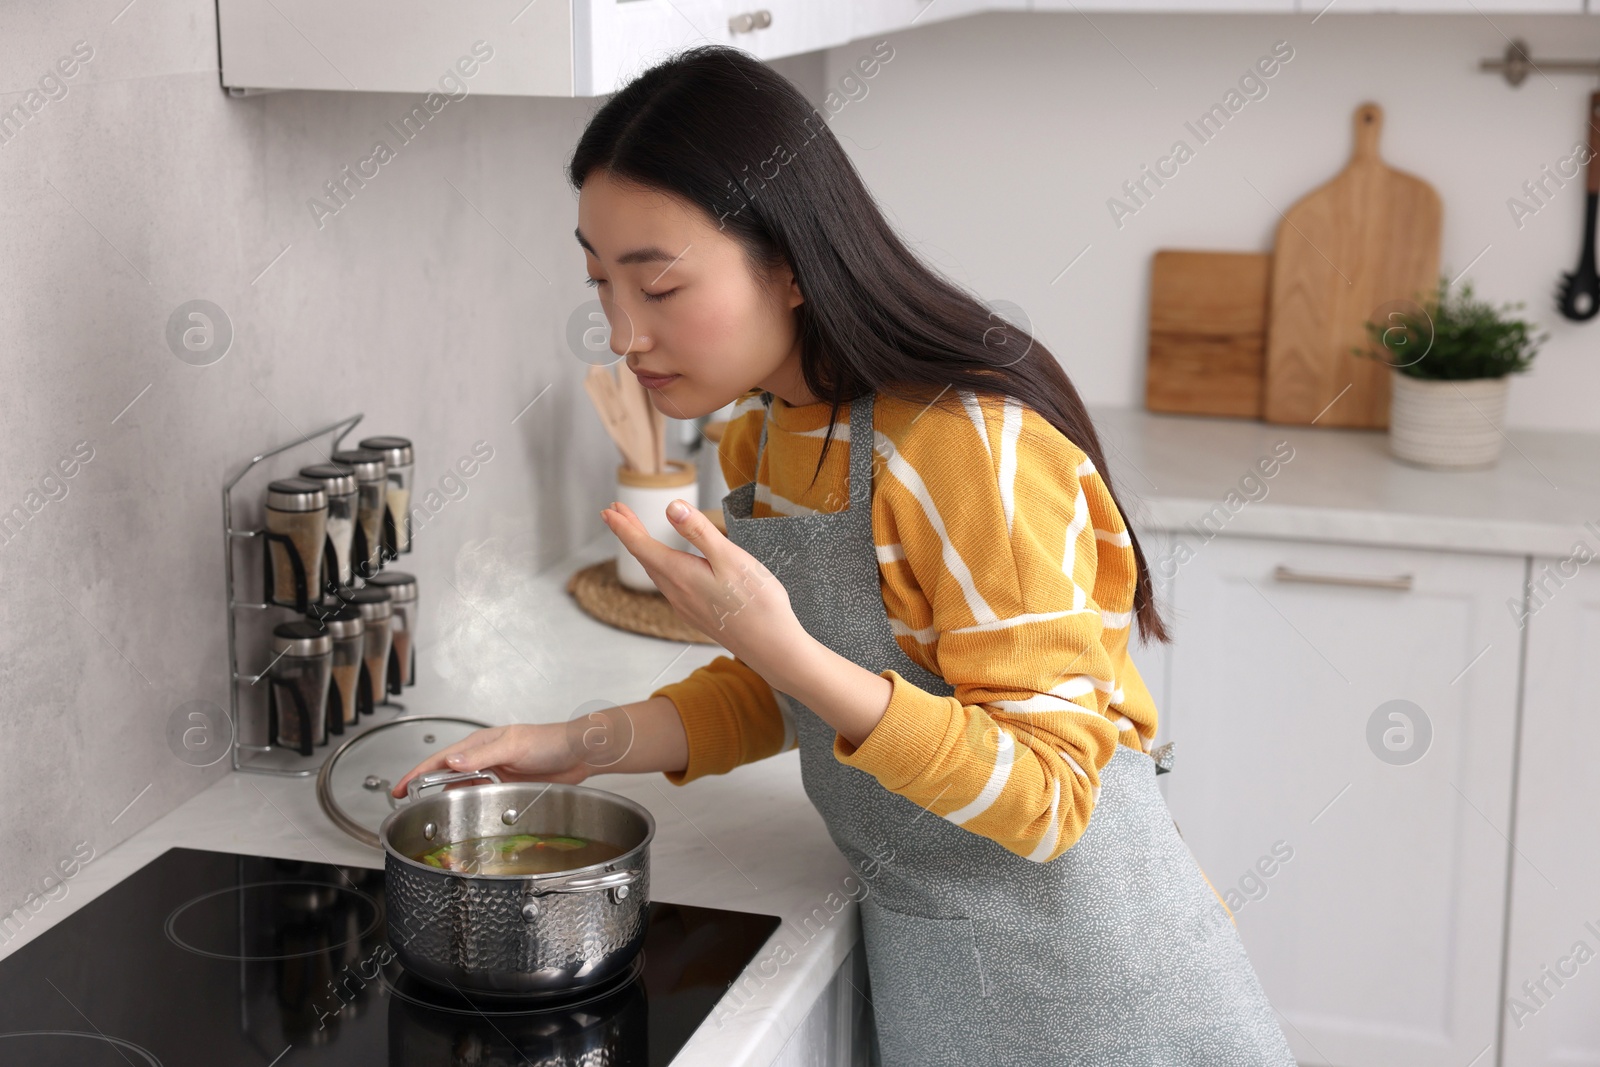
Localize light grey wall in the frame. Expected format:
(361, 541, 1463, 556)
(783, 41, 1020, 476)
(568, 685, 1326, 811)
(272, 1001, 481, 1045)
(825, 12, 1600, 434)
(0, 0, 825, 915)
(1, 1, 1595, 913)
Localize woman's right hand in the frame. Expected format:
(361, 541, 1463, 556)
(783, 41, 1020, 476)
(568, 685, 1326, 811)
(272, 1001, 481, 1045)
(390, 723, 590, 799)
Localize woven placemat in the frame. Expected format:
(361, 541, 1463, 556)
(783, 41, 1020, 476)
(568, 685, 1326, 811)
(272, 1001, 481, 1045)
(566, 558, 718, 645)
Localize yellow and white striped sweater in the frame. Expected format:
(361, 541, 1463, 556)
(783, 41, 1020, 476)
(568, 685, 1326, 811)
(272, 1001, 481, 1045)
(652, 387, 1160, 864)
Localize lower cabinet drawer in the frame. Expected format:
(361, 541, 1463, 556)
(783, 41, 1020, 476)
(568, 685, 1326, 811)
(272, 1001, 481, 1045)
(1159, 534, 1524, 1067)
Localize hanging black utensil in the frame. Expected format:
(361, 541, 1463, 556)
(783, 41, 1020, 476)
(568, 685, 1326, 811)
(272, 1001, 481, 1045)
(1557, 90, 1600, 322)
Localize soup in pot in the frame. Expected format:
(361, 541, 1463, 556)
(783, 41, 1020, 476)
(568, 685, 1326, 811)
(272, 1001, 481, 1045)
(415, 833, 628, 875)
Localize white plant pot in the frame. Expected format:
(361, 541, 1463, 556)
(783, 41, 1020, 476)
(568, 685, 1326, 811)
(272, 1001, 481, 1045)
(1387, 372, 1511, 470)
(614, 460, 699, 593)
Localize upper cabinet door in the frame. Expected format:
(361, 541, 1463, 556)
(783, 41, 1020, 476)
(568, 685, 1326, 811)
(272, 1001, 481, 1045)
(1502, 560, 1600, 1067)
(579, 1, 856, 95)
(219, 0, 576, 95)
(725, 0, 852, 60)
(851, 0, 996, 39)
(577, 0, 734, 97)
(1162, 535, 1524, 1067)
(219, 0, 859, 98)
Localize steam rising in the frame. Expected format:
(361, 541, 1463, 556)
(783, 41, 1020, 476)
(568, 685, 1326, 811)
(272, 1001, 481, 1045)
(430, 531, 560, 722)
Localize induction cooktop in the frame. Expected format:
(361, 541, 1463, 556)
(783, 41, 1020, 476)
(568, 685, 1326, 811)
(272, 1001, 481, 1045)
(0, 847, 782, 1066)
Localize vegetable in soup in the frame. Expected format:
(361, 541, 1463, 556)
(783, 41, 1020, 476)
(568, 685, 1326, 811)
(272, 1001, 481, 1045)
(415, 833, 627, 875)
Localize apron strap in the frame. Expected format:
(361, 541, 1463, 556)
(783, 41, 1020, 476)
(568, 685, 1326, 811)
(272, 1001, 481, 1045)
(847, 392, 874, 510)
(750, 390, 875, 512)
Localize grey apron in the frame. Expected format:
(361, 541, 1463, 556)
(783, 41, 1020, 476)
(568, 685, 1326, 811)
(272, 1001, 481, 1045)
(721, 391, 1297, 1067)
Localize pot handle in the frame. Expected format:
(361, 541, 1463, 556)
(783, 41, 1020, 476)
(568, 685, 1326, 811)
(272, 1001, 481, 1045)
(405, 768, 502, 801)
(530, 867, 641, 897)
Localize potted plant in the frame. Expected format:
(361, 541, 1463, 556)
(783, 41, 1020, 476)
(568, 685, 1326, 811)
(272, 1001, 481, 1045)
(1357, 276, 1546, 469)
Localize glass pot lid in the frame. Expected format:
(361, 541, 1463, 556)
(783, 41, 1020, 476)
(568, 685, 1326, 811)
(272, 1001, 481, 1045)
(316, 715, 489, 848)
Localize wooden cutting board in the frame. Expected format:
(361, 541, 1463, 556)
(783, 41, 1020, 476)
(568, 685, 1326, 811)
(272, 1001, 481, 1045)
(1263, 102, 1441, 428)
(1145, 249, 1271, 418)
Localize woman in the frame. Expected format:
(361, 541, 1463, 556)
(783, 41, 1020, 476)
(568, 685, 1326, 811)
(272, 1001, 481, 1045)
(395, 44, 1295, 1066)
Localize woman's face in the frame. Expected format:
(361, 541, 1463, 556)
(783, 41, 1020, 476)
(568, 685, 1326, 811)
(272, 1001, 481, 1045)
(576, 169, 806, 419)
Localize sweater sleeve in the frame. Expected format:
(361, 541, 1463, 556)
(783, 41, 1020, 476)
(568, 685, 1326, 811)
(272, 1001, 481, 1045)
(832, 395, 1128, 863)
(652, 391, 793, 786)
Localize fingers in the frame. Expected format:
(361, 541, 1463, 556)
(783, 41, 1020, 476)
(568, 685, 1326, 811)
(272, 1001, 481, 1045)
(661, 499, 726, 561)
(390, 726, 504, 798)
(600, 501, 651, 559)
(613, 498, 726, 569)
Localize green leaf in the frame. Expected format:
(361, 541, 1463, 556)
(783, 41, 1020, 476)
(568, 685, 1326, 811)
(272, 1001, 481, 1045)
(1352, 275, 1546, 381)
(543, 836, 589, 851)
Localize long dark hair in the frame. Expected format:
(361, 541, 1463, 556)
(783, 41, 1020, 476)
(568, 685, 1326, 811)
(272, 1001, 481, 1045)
(568, 45, 1169, 645)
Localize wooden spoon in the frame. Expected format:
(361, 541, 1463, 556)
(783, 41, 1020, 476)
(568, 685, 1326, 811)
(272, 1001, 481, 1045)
(584, 366, 652, 473)
(647, 394, 665, 475)
(615, 365, 656, 473)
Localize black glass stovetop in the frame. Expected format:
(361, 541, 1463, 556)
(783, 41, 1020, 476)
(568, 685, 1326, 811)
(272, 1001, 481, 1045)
(0, 847, 781, 1066)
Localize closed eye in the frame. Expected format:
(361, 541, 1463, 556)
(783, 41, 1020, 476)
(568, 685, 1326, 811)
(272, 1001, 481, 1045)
(584, 276, 675, 302)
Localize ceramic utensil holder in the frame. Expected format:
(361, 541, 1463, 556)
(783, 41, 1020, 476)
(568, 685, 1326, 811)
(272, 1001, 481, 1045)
(615, 460, 698, 593)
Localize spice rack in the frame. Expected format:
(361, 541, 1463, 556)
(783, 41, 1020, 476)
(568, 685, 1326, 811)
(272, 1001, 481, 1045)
(223, 413, 408, 777)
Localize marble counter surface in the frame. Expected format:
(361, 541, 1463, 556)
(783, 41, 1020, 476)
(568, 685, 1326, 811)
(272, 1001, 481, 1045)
(1090, 406, 1600, 558)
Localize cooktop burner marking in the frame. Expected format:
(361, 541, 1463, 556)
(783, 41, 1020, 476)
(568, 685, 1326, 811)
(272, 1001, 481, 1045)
(163, 880, 381, 961)
(0, 1031, 164, 1066)
(381, 950, 647, 1017)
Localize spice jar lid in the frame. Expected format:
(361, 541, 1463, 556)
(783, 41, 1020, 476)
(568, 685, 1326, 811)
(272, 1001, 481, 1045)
(305, 601, 365, 639)
(265, 478, 328, 512)
(272, 620, 333, 657)
(364, 571, 417, 602)
(330, 449, 388, 483)
(340, 585, 393, 619)
(298, 463, 357, 498)
(315, 715, 490, 849)
(358, 436, 414, 468)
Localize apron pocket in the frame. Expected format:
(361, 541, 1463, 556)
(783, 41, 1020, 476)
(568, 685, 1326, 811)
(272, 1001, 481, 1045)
(859, 896, 991, 1067)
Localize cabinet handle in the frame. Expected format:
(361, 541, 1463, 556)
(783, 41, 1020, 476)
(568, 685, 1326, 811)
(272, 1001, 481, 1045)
(1272, 565, 1414, 592)
(729, 9, 772, 33)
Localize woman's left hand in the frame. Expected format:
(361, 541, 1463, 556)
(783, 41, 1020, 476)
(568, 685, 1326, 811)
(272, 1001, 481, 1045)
(602, 498, 806, 676)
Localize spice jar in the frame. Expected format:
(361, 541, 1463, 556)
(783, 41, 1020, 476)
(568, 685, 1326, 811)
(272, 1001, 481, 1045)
(359, 436, 414, 558)
(365, 571, 417, 690)
(330, 449, 387, 580)
(341, 585, 394, 711)
(268, 620, 332, 756)
(307, 601, 366, 731)
(264, 479, 328, 611)
(299, 463, 358, 595)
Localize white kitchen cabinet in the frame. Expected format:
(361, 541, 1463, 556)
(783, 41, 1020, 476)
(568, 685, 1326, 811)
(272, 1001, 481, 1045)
(851, 0, 1000, 38)
(1137, 529, 1178, 802)
(217, 0, 1592, 97)
(588, 0, 849, 82)
(579, 0, 735, 96)
(769, 939, 874, 1066)
(1502, 560, 1600, 1067)
(725, 1, 854, 61)
(216, 0, 850, 97)
(1160, 535, 1525, 1067)
(217, 0, 578, 95)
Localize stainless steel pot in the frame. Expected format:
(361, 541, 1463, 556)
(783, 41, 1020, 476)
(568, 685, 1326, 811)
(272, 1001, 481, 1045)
(379, 769, 653, 996)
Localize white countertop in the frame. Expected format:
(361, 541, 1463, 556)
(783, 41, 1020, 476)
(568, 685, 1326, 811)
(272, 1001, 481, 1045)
(1091, 406, 1600, 558)
(2, 533, 858, 1067)
(17, 409, 1599, 1065)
